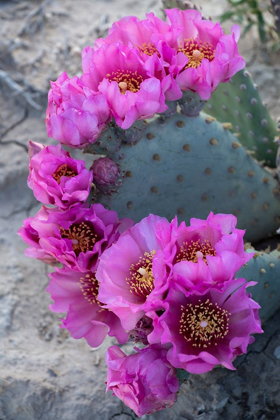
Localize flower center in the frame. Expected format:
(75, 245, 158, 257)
(106, 69, 144, 94)
(175, 239, 216, 264)
(179, 299, 230, 348)
(52, 164, 77, 184)
(60, 221, 98, 255)
(126, 250, 156, 298)
(178, 38, 215, 69)
(79, 272, 101, 305)
(138, 42, 160, 57)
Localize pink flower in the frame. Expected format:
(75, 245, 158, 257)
(92, 14, 182, 102)
(93, 13, 178, 52)
(97, 215, 175, 330)
(27, 142, 93, 209)
(172, 212, 253, 292)
(17, 207, 57, 265)
(106, 345, 179, 416)
(164, 8, 245, 99)
(46, 72, 111, 148)
(154, 279, 262, 374)
(46, 266, 128, 347)
(81, 43, 168, 128)
(18, 204, 133, 272)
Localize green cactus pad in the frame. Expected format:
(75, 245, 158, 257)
(206, 70, 279, 167)
(88, 112, 280, 242)
(238, 249, 280, 322)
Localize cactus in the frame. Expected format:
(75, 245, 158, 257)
(86, 111, 280, 243)
(206, 70, 279, 167)
(160, 0, 278, 167)
(238, 249, 280, 322)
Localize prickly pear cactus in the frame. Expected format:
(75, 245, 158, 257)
(207, 70, 279, 167)
(238, 249, 280, 322)
(87, 111, 280, 242)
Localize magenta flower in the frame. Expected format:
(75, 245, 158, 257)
(106, 345, 179, 416)
(18, 204, 133, 272)
(81, 43, 168, 128)
(27, 142, 93, 209)
(164, 8, 245, 99)
(154, 279, 262, 374)
(172, 212, 253, 292)
(92, 14, 182, 102)
(97, 215, 175, 330)
(46, 266, 128, 347)
(46, 72, 111, 148)
(93, 13, 178, 52)
(18, 207, 57, 265)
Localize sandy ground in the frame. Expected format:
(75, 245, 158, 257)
(0, 0, 280, 419)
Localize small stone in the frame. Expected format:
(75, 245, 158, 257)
(274, 346, 280, 359)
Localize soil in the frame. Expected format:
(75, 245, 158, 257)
(0, 1, 279, 419)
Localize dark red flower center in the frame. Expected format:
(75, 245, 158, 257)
(138, 42, 160, 57)
(126, 250, 156, 298)
(106, 69, 144, 94)
(52, 164, 77, 184)
(179, 299, 230, 348)
(175, 239, 216, 264)
(178, 38, 215, 69)
(60, 222, 98, 255)
(79, 272, 102, 306)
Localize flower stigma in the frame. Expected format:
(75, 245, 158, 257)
(52, 164, 77, 184)
(179, 299, 230, 348)
(106, 69, 144, 94)
(126, 250, 156, 298)
(175, 239, 216, 264)
(60, 221, 98, 255)
(79, 272, 101, 306)
(178, 38, 215, 69)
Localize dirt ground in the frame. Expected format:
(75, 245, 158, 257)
(0, 0, 280, 419)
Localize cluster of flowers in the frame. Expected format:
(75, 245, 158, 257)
(18, 7, 261, 417)
(19, 145, 263, 415)
(45, 8, 245, 148)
